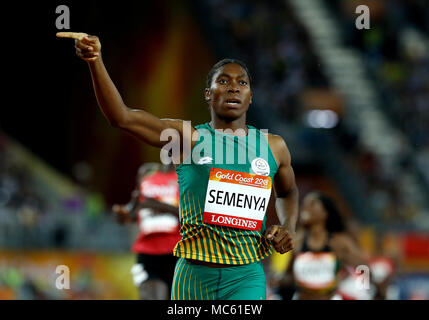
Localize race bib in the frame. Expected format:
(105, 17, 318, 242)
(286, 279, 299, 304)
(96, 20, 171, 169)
(293, 252, 337, 290)
(203, 168, 272, 231)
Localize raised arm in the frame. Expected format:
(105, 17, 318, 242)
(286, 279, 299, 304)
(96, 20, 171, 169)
(56, 32, 195, 149)
(265, 134, 299, 254)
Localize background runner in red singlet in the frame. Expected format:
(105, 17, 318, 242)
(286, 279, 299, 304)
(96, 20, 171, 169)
(112, 163, 181, 300)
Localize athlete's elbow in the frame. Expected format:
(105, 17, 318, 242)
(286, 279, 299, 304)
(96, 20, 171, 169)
(108, 111, 130, 129)
(287, 183, 299, 197)
(109, 117, 125, 128)
(277, 184, 298, 198)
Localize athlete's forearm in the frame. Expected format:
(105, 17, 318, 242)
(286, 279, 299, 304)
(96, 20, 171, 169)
(121, 201, 138, 223)
(127, 190, 140, 221)
(87, 55, 129, 127)
(276, 185, 299, 233)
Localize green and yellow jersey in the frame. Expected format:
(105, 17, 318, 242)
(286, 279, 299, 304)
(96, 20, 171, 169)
(173, 122, 279, 265)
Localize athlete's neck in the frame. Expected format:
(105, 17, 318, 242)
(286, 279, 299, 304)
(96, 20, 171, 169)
(209, 117, 248, 136)
(308, 224, 328, 241)
(306, 224, 329, 251)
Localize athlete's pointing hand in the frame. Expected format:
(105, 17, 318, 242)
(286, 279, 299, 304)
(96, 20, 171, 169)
(56, 32, 101, 62)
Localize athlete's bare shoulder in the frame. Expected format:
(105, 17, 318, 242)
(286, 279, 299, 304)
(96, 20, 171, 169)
(267, 133, 286, 149)
(266, 133, 291, 167)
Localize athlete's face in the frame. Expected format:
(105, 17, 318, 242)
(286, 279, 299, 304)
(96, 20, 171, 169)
(205, 63, 252, 121)
(300, 193, 327, 227)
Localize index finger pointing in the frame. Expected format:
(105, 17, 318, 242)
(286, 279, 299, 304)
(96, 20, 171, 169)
(56, 32, 88, 40)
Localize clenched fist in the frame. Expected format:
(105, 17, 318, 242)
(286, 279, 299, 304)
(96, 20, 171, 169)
(56, 32, 101, 62)
(265, 225, 295, 254)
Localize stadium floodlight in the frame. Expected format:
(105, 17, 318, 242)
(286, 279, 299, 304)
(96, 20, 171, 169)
(306, 110, 339, 129)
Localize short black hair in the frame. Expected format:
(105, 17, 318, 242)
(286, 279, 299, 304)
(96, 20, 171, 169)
(313, 192, 346, 234)
(206, 58, 252, 88)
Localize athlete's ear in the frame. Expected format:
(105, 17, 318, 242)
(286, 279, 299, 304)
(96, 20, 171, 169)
(250, 91, 253, 104)
(204, 88, 211, 101)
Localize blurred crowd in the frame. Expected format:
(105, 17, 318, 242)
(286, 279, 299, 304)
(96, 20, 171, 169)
(332, 0, 429, 221)
(0, 133, 131, 250)
(0, 266, 98, 300)
(0, 134, 137, 299)
(201, 0, 328, 122)
(0, 135, 46, 229)
(339, 0, 429, 153)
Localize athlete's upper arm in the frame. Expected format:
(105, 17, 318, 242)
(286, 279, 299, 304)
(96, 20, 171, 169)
(267, 134, 297, 197)
(118, 108, 197, 149)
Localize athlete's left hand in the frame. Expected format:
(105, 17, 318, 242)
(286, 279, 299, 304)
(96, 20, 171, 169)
(265, 225, 294, 254)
